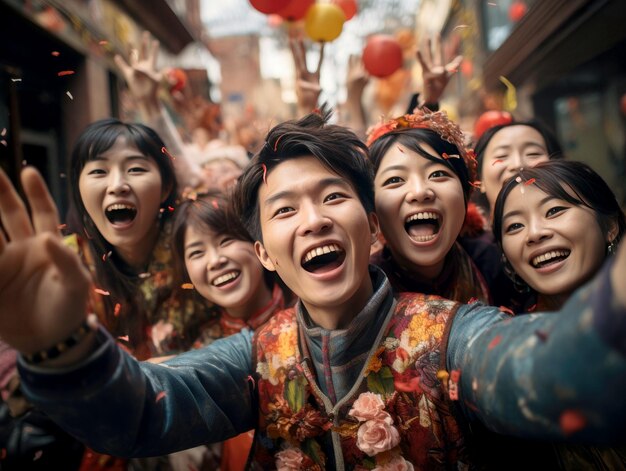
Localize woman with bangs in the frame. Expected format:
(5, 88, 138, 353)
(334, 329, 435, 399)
(367, 110, 496, 304)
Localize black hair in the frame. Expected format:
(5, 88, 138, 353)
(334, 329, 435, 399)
(232, 109, 374, 242)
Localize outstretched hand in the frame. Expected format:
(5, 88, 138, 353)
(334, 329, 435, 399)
(289, 34, 325, 115)
(114, 31, 162, 109)
(0, 168, 91, 355)
(416, 35, 462, 107)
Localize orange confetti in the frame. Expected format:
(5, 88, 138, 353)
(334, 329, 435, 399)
(560, 410, 587, 436)
(491, 159, 503, 166)
(181, 283, 194, 290)
(57, 223, 67, 230)
(51, 51, 60, 56)
(211, 199, 219, 209)
(114, 303, 121, 317)
(99, 40, 108, 45)
(527, 304, 537, 312)
(247, 375, 256, 391)
(469, 180, 482, 188)
(161, 146, 175, 161)
(467, 297, 477, 304)
(499, 306, 514, 316)
(261, 164, 268, 185)
(273, 135, 283, 152)
(442, 153, 460, 159)
(167, 205, 175, 212)
(57, 70, 75, 76)
(155, 391, 167, 403)
(487, 334, 502, 350)
(524, 178, 536, 186)
(117, 335, 129, 342)
(94, 288, 110, 296)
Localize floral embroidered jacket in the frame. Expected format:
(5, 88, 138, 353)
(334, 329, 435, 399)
(17, 262, 626, 469)
(250, 292, 467, 470)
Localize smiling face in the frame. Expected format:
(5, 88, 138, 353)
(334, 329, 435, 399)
(78, 135, 165, 267)
(500, 184, 609, 297)
(374, 143, 466, 279)
(481, 125, 550, 210)
(254, 156, 378, 329)
(183, 225, 271, 319)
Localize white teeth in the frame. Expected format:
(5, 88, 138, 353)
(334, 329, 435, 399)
(531, 250, 570, 267)
(303, 244, 342, 263)
(213, 271, 239, 286)
(405, 212, 439, 223)
(410, 234, 437, 242)
(106, 203, 135, 212)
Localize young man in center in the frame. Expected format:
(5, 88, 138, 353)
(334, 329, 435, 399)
(2, 111, 626, 471)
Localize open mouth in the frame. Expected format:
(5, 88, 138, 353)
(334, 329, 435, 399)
(404, 212, 441, 242)
(301, 243, 346, 274)
(105, 203, 137, 225)
(531, 249, 570, 268)
(212, 270, 241, 287)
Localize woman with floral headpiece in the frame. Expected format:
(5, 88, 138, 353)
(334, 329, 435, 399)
(367, 109, 499, 304)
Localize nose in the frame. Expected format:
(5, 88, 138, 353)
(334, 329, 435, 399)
(505, 153, 525, 177)
(405, 177, 434, 203)
(206, 246, 228, 271)
(526, 218, 552, 245)
(297, 201, 332, 236)
(107, 169, 130, 195)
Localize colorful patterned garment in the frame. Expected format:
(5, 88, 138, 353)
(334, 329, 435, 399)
(250, 289, 468, 470)
(371, 241, 491, 305)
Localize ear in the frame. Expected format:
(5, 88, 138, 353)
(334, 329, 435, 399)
(606, 218, 620, 245)
(255, 240, 276, 272)
(161, 180, 174, 204)
(479, 179, 486, 194)
(368, 212, 380, 245)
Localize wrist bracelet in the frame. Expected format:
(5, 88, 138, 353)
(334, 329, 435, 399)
(24, 314, 98, 364)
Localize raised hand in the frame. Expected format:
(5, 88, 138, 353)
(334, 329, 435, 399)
(416, 35, 462, 107)
(289, 34, 325, 115)
(0, 168, 91, 355)
(114, 31, 162, 114)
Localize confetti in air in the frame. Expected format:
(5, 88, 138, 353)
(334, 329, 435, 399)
(1, 128, 6, 137)
(487, 334, 502, 350)
(99, 40, 108, 45)
(94, 288, 110, 296)
(57, 70, 75, 76)
(262, 164, 268, 185)
(51, 51, 60, 56)
(155, 391, 167, 403)
(114, 303, 121, 317)
(499, 76, 518, 112)
(181, 283, 194, 290)
(211, 199, 219, 209)
(118, 335, 129, 342)
(453, 24, 469, 31)
(524, 178, 536, 186)
(161, 146, 175, 161)
(66, 91, 73, 100)
(10, 78, 22, 82)
(139, 272, 151, 279)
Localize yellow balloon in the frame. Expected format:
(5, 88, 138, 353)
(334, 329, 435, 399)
(305, 4, 345, 42)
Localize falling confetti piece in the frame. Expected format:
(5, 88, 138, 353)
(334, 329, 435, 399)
(139, 272, 151, 279)
(491, 159, 503, 166)
(274, 135, 283, 151)
(499, 75, 518, 112)
(247, 375, 256, 390)
(499, 306, 514, 316)
(114, 303, 121, 317)
(535, 330, 549, 342)
(1, 128, 6, 136)
(453, 24, 469, 31)
(261, 164, 268, 185)
(472, 378, 478, 391)
(560, 410, 587, 436)
(167, 205, 175, 212)
(488, 334, 502, 350)
(470, 180, 482, 189)
(101, 251, 113, 261)
(94, 288, 110, 296)
(181, 283, 194, 290)
(527, 304, 537, 312)
(0, 140, 6, 147)
(118, 335, 129, 342)
(57, 70, 75, 76)
(442, 153, 460, 159)
(524, 178, 536, 186)
(487, 2, 497, 6)
(155, 391, 167, 403)
(51, 51, 60, 56)
(11, 78, 22, 82)
(66, 91, 73, 100)
(467, 297, 478, 304)
(161, 146, 175, 160)
(211, 199, 219, 209)
(57, 224, 67, 230)
(33, 450, 43, 461)
(99, 40, 108, 45)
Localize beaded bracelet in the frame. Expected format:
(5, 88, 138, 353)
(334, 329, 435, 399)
(24, 313, 98, 364)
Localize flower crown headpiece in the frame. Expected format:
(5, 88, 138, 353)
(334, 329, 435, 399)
(366, 108, 477, 179)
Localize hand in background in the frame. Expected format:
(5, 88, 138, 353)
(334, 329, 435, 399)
(0, 168, 91, 356)
(417, 35, 462, 107)
(289, 33, 325, 116)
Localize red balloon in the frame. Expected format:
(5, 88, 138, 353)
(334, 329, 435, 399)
(249, 0, 292, 15)
(331, 0, 357, 20)
(509, 1, 527, 22)
(474, 111, 513, 139)
(278, 0, 315, 21)
(362, 35, 403, 78)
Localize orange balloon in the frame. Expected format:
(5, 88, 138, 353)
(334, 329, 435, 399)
(249, 0, 291, 14)
(363, 35, 403, 78)
(278, 0, 314, 21)
(304, 4, 345, 42)
(331, 0, 357, 20)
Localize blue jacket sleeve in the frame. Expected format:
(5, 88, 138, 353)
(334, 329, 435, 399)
(17, 328, 257, 457)
(447, 259, 626, 443)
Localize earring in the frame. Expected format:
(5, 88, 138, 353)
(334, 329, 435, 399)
(501, 253, 530, 294)
(607, 239, 617, 256)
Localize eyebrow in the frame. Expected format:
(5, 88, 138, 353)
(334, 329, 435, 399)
(263, 177, 350, 207)
(492, 141, 546, 152)
(378, 159, 443, 175)
(502, 194, 555, 220)
(90, 154, 151, 162)
(184, 240, 204, 252)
